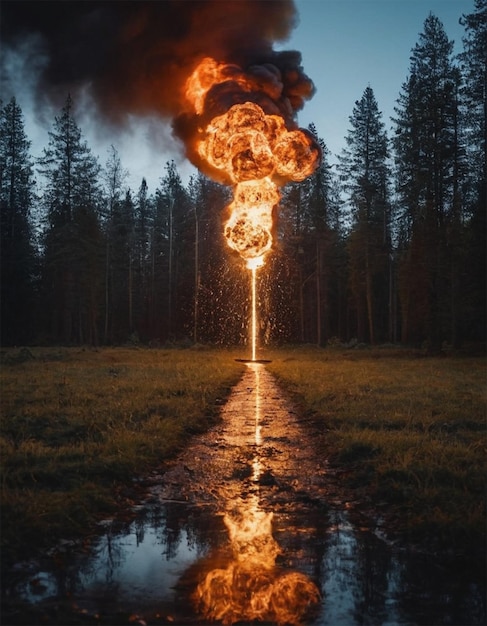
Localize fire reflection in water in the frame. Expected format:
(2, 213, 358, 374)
(192, 363, 320, 625)
(193, 497, 319, 625)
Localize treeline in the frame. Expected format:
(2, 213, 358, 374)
(1, 6, 485, 349)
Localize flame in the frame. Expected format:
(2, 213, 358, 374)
(185, 59, 320, 267)
(184, 57, 319, 359)
(193, 497, 320, 625)
(184, 57, 251, 116)
(224, 179, 277, 268)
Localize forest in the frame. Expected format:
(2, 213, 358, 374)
(1, 5, 485, 350)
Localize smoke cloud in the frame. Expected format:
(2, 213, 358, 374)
(1, 0, 316, 174)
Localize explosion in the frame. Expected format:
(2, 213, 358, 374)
(185, 59, 320, 267)
(2, 1, 320, 266)
(182, 53, 320, 359)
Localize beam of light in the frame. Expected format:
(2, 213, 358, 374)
(251, 267, 257, 362)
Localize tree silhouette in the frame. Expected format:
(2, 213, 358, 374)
(38, 95, 102, 343)
(393, 15, 462, 346)
(0, 97, 37, 345)
(339, 86, 391, 344)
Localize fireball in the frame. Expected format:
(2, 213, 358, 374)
(185, 58, 320, 268)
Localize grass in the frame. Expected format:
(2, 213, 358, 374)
(264, 345, 486, 558)
(0, 346, 244, 567)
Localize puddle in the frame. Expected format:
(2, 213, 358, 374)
(2, 363, 485, 625)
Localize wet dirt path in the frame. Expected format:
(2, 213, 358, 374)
(4, 363, 485, 625)
(157, 361, 332, 512)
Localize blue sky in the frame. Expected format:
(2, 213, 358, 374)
(286, 0, 472, 165)
(13, 0, 475, 192)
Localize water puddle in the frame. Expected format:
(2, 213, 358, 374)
(3, 363, 485, 625)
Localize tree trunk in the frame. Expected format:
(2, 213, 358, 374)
(193, 206, 199, 343)
(128, 253, 133, 334)
(104, 241, 110, 344)
(365, 231, 375, 344)
(316, 238, 321, 346)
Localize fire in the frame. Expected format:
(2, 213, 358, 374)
(184, 56, 320, 359)
(193, 497, 320, 625)
(196, 101, 317, 185)
(224, 179, 277, 266)
(184, 57, 251, 117)
(185, 58, 320, 268)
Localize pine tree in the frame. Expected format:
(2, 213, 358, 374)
(102, 145, 128, 343)
(134, 178, 152, 340)
(152, 161, 190, 341)
(109, 189, 135, 342)
(279, 179, 310, 342)
(302, 126, 340, 345)
(393, 14, 462, 346)
(278, 125, 347, 345)
(339, 86, 391, 344)
(459, 0, 487, 194)
(38, 95, 102, 343)
(0, 97, 37, 345)
(458, 0, 486, 341)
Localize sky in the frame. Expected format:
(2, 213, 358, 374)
(289, 0, 472, 165)
(2, 0, 474, 193)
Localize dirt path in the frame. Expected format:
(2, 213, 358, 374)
(155, 361, 332, 511)
(149, 361, 334, 624)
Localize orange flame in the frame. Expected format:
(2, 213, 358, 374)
(185, 58, 320, 267)
(192, 497, 320, 625)
(224, 179, 277, 265)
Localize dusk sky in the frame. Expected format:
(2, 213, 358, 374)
(2, 0, 474, 192)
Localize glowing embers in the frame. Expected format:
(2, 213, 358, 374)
(193, 497, 320, 625)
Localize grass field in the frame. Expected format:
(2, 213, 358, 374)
(0, 346, 244, 566)
(1, 344, 485, 569)
(265, 345, 486, 557)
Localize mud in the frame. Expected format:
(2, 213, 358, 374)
(2, 363, 485, 625)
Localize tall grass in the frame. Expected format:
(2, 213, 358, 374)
(265, 346, 486, 556)
(0, 346, 243, 565)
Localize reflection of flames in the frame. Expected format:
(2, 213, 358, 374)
(185, 58, 320, 268)
(193, 498, 320, 625)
